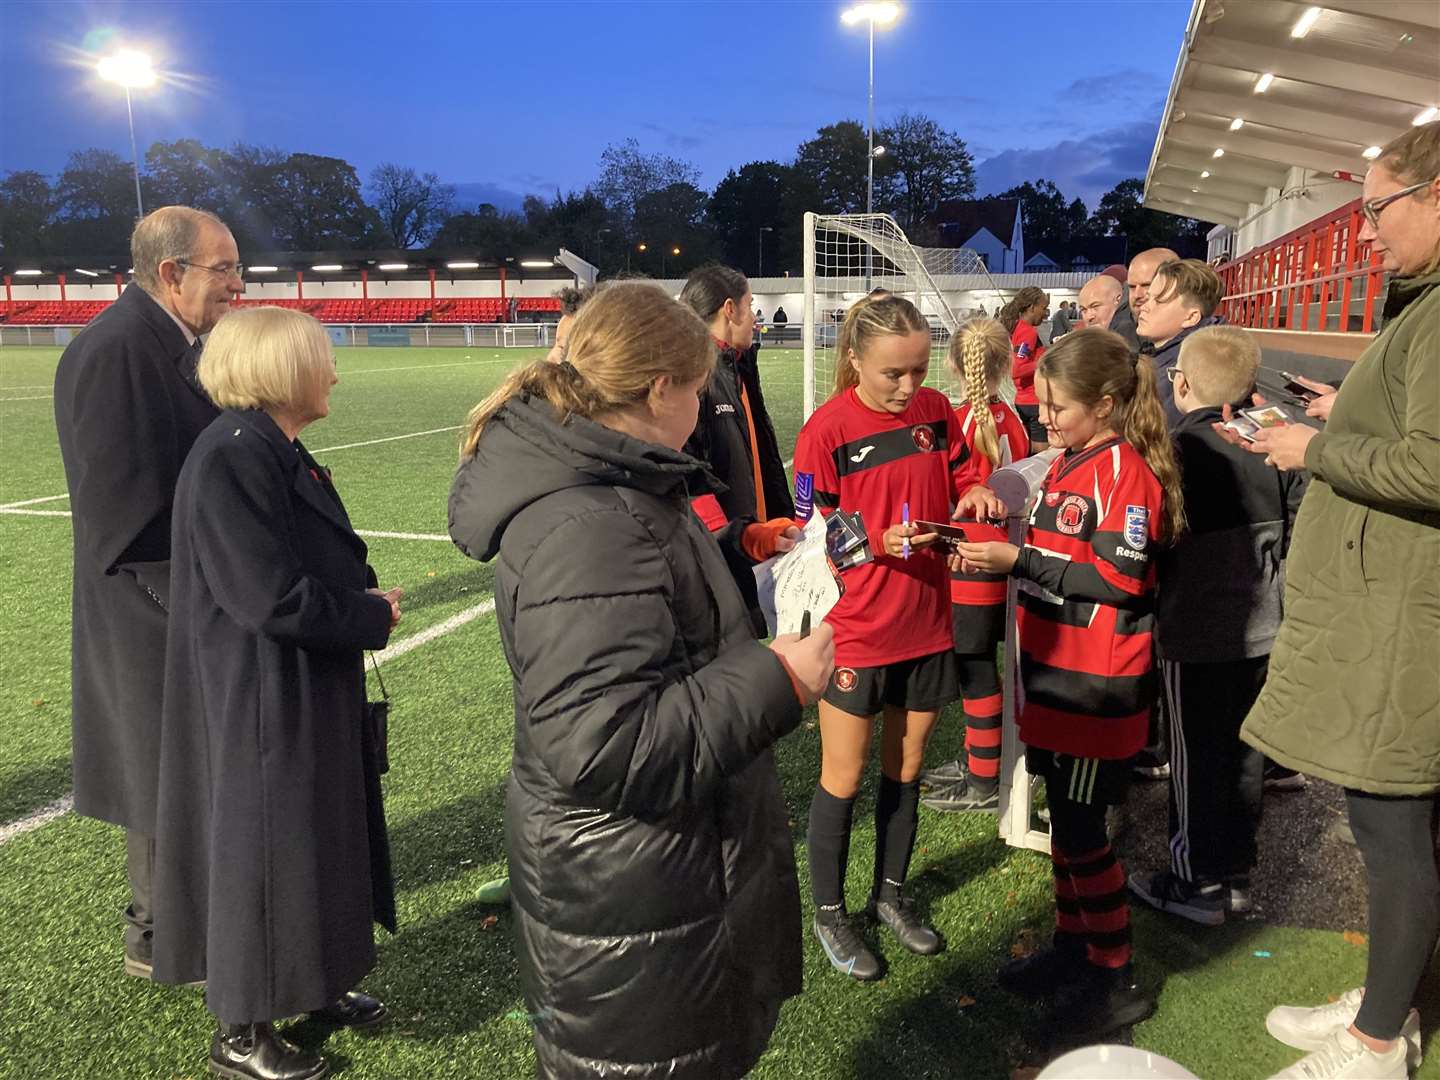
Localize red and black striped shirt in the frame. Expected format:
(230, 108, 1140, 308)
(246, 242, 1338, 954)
(1013, 437, 1163, 759)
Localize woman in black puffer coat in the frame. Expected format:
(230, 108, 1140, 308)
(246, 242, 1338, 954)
(448, 282, 835, 1080)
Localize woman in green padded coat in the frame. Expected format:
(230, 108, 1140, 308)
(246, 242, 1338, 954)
(1233, 121, 1439, 1080)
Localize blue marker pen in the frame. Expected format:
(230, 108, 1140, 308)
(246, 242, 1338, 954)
(902, 501, 911, 560)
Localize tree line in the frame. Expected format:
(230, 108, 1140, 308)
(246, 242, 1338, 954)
(0, 113, 1206, 278)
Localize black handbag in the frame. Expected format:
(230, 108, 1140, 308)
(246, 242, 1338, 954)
(366, 652, 390, 775)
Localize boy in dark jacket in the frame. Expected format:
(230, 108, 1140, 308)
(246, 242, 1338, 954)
(1128, 326, 1307, 926)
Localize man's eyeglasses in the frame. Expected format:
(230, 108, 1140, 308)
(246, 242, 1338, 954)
(1165, 367, 1187, 386)
(1362, 179, 1434, 229)
(177, 259, 245, 279)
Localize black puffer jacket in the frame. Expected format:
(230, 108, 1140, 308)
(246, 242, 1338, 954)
(449, 395, 803, 1080)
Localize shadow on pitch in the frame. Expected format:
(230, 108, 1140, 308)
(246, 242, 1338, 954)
(0, 754, 72, 825)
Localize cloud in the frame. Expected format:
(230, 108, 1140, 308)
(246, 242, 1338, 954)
(973, 121, 1160, 209)
(1061, 69, 1167, 105)
(639, 122, 704, 152)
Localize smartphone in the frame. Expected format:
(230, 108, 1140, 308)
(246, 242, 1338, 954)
(1279, 371, 1322, 403)
(911, 520, 969, 549)
(1241, 404, 1297, 430)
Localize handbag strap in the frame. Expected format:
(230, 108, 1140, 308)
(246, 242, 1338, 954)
(367, 652, 389, 701)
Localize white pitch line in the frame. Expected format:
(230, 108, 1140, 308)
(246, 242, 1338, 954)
(340, 358, 520, 376)
(0, 493, 69, 509)
(356, 529, 452, 542)
(0, 394, 53, 402)
(0, 384, 53, 391)
(313, 426, 462, 454)
(0, 794, 74, 845)
(0, 597, 499, 844)
(371, 596, 496, 668)
(0, 508, 72, 517)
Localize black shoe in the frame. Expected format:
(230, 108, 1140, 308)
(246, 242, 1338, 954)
(998, 943, 1089, 998)
(868, 890, 943, 955)
(311, 990, 388, 1031)
(1130, 747, 1170, 780)
(813, 912, 883, 981)
(1127, 870, 1225, 926)
(920, 759, 966, 788)
(123, 942, 153, 980)
(1042, 964, 1155, 1043)
(921, 777, 999, 814)
(209, 1023, 329, 1080)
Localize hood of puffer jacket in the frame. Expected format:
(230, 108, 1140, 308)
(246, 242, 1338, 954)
(448, 393, 714, 562)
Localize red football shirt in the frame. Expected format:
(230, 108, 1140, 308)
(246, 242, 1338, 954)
(950, 399, 1033, 609)
(1014, 437, 1164, 759)
(1011, 321, 1044, 406)
(793, 386, 963, 667)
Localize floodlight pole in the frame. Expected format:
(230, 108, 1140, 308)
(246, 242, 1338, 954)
(758, 225, 773, 279)
(124, 86, 144, 219)
(866, 19, 875, 218)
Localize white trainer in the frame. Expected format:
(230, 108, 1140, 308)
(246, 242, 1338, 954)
(1266, 988, 1422, 1069)
(1268, 1028, 1409, 1079)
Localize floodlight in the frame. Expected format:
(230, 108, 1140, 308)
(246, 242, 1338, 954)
(446, 261, 480, 270)
(248, 266, 279, 273)
(1290, 6, 1321, 38)
(872, 145, 887, 157)
(1253, 73, 1274, 94)
(637, 243, 648, 252)
(312, 264, 343, 272)
(97, 50, 156, 89)
(1361, 146, 1382, 160)
(520, 259, 554, 268)
(842, 3, 899, 26)
(1414, 106, 1439, 126)
(1229, 118, 1244, 131)
(1212, 148, 1226, 158)
(14, 269, 43, 276)
(377, 263, 408, 271)
(73, 268, 100, 277)
(671, 246, 681, 256)
(1200, 170, 1211, 178)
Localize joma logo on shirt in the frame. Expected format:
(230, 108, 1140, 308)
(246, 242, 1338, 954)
(715, 403, 736, 415)
(849, 445, 876, 463)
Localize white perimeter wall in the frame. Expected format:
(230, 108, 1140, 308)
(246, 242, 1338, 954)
(5, 276, 575, 302)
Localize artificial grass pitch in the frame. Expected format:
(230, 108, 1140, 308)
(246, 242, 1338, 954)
(1, 344, 1434, 1079)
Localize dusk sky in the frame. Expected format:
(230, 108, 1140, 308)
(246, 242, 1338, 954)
(1, 0, 1191, 212)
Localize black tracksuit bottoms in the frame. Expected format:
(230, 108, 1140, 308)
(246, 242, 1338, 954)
(1159, 657, 1267, 883)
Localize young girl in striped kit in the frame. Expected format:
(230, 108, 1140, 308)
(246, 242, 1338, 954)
(956, 327, 1184, 1042)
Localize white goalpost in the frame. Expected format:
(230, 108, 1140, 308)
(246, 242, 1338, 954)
(801, 210, 1049, 854)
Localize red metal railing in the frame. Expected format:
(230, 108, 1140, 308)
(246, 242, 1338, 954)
(1216, 197, 1386, 334)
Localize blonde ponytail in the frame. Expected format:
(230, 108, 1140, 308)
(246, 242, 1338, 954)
(948, 317, 1011, 468)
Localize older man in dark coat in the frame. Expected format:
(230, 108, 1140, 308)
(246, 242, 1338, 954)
(53, 206, 242, 977)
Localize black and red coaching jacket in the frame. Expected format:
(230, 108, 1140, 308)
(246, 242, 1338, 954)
(792, 386, 965, 668)
(950, 399, 1032, 619)
(1012, 436, 1163, 760)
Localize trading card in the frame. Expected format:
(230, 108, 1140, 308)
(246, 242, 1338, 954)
(1223, 414, 1261, 442)
(911, 520, 969, 550)
(1241, 404, 1295, 429)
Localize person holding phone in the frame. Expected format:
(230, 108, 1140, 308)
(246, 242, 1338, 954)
(450, 282, 834, 1080)
(792, 294, 966, 981)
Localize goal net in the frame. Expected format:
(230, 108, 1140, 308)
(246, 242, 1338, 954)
(800, 212, 1009, 419)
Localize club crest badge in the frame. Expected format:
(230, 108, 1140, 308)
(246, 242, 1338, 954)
(1056, 494, 1088, 535)
(835, 668, 858, 693)
(1124, 504, 1150, 550)
(911, 425, 935, 452)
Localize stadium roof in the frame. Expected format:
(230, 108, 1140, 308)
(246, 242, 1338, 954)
(1143, 0, 1440, 227)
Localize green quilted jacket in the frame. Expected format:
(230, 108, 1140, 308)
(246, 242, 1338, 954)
(1241, 270, 1440, 796)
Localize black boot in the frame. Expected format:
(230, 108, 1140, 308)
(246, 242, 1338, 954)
(1042, 964, 1156, 1043)
(998, 939, 1089, 998)
(867, 886, 943, 955)
(209, 1023, 329, 1080)
(312, 990, 388, 1031)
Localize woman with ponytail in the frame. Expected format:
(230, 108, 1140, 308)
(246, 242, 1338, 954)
(921, 318, 1032, 814)
(956, 327, 1181, 1042)
(449, 281, 835, 1080)
(999, 286, 1052, 452)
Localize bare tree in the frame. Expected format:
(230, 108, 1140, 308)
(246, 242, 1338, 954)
(367, 164, 455, 249)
